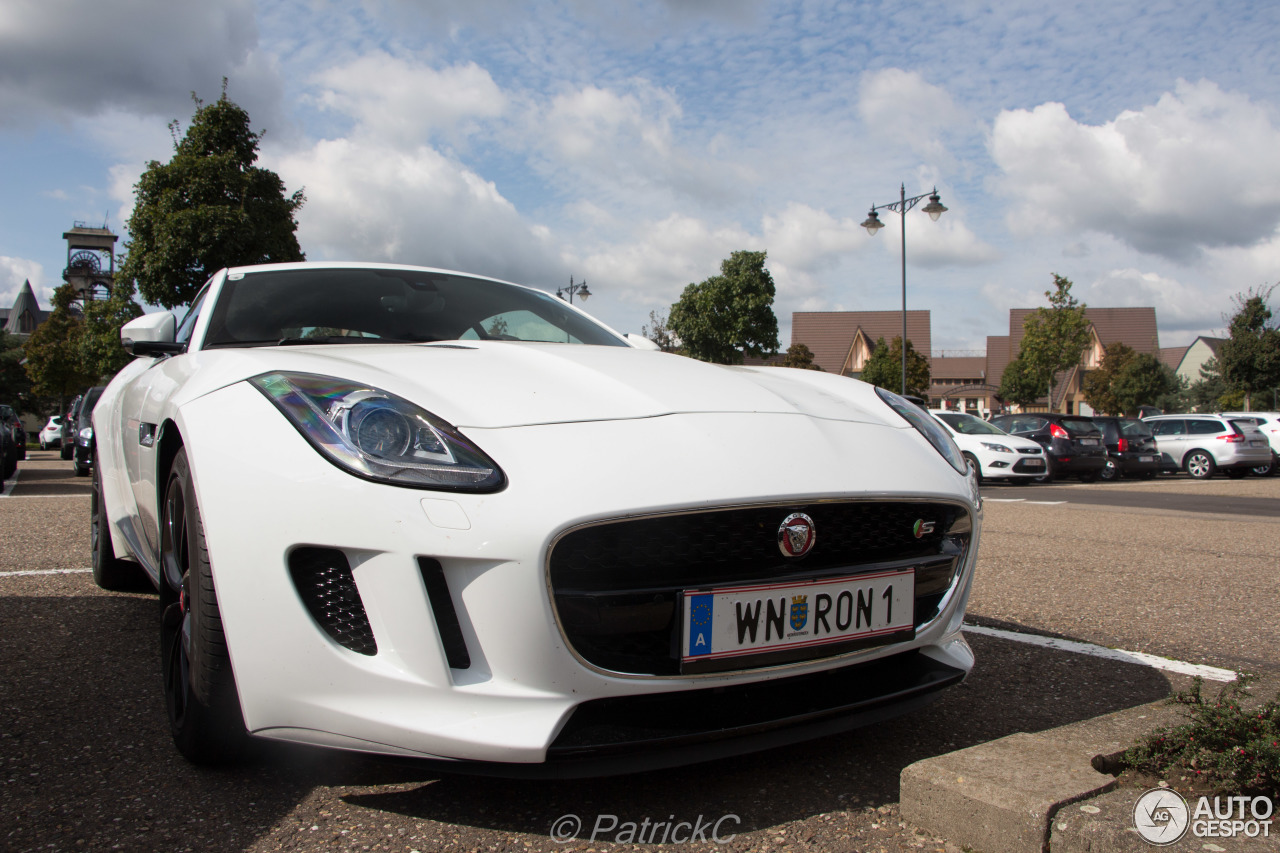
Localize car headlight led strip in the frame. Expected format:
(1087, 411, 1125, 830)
(251, 371, 505, 491)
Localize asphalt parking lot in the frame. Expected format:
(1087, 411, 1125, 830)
(2, 451, 1278, 853)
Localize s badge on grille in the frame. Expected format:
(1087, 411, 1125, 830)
(913, 519, 936, 538)
(778, 512, 816, 558)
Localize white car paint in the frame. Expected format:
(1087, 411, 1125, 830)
(93, 262, 982, 770)
(929, 410, 1046, 482)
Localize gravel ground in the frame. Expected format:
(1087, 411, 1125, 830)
(1, 453, 1275, 852)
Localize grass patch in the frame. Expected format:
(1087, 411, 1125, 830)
(1121, 675, 1279, 799)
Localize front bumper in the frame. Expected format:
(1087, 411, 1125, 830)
(166, 382, 980, 767)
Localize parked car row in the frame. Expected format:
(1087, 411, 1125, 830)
(929, 409, 1277, 483)
(1, 403, 26, 481)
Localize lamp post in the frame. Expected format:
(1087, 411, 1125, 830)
(861, 185, 947, 396)
(557, 275, 591, 304)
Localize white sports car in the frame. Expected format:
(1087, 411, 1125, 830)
(92, 262, 982, 774)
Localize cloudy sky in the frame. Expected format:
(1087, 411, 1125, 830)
(3, 0, 1280, 352)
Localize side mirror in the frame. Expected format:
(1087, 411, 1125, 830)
(624, 333, 662, 351)
(121, 312, 183, 356)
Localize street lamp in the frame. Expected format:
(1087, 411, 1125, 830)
(861, 185, 947, 396)
(557, 275, 591, 304)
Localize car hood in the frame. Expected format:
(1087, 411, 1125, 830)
(185, 341, 904, 430)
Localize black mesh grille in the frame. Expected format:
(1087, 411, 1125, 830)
(549, 500, 970, 675)
(289, 547, 377, 656)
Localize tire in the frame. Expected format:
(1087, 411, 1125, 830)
(1252, 455, 1277, 477)
(1099, 457, 1119, 481)
(1185, 450, 1216, 480)
(962, 452, 982, 483)
(91, 456, 148, 591)
(39, 439, 47, 451)
(61, 443, 73, 460)
(73, 459, 89, 477)
(160, 448, 251, 764)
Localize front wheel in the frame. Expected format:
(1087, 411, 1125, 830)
(160, 448, 251, 764)
(1185, 450, 1216, 480)
(962, 453, 983, 483)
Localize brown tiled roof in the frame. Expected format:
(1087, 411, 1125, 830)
(931, 356, 986, 380)
(791, 311, 930, 374)
(985, 335, 1012, 389)
(1157, 345, 1189, 370)
(1009, 306, 1159, 356)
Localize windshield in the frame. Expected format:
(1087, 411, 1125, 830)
(202, 268, 628, 349)
(1119, 418, 1152, 437)
(935, 412, 1007, 435)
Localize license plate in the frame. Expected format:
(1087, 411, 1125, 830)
(681, 570, 914, 672)
(1079, 438, 1098, 446)
(1139, 455, 1154, 462)
(1023, 458, 1044, 467)
(1251, 440, 1267, 447)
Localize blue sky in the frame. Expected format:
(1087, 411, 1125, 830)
(4, 0, 1280, 352)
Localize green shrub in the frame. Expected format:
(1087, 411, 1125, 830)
(1122, 676, 1280, 798)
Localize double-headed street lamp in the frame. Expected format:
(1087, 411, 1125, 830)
(557, 275, 591, 304)
(861, 185, 947, 396)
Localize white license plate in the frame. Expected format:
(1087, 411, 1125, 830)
(1251, 440, 1267, 447)
(1079, 438, 1099, 445)
(681, 570, 914, 671)
(1023, 458, 1044, 467)
(1139, 455, 1154, 462)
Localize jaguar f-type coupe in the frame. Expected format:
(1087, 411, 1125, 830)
(92, 262, 981, 774)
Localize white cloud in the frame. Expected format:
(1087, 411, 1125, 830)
(865, 210, 1001, 269)
(858, 69, 966, 163)
(274, 137, 563, 287)
(310, 53, 506, 145)
(990, 80, 1280, 260)
(0, 0, 283, 130)
(0, 256, 46, 306)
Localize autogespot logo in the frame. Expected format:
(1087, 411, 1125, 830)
(1133, 788, 1190, 845)
(550, 813, 740, 845)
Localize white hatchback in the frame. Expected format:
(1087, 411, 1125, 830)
(930, 410, 1047, 484)
(38, 416, 63, 449)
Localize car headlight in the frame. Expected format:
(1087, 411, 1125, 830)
(875, 387, 967, 475)
(79, 427, 94, 441)
(980, 442, 1012, 453)
(250, 372, 505, 492)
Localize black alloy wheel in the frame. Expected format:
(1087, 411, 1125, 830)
(159, 448, 251, 763)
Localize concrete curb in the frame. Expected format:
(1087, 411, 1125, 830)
(900, 700, 1183, 853)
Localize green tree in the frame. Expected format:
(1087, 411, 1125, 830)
(1112, 353, 1178, 414)
(859, 336, 930, 397)
(776, 342, 824, 371)
(641, 309, 680, 353)
(1185, 358, 1238, 411)
(21, 284, 96, 405)
(1082, 342, 1137, 415)
(1216, 286, 1280, 411)
(1017, 274, 1092, 412)
(79, 280, 144, 382)
(668, 250, 779, 364)
(997, 355, 1044, 407)
(121, 84, 305, 310)
(0, 330, 41, 415)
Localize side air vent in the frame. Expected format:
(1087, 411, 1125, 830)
(288, 547, 378, 656)
(417, 558, 471, 669)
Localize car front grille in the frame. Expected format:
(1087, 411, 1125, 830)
(549, 500, 971, 676)
(1017, 447, 1042, 454)
(289, 547, 378, 656)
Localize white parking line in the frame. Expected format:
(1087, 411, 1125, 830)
(0, 568, 92, 578)
(963, 623, 1236, 682)
(1025, 500, 1067, 505)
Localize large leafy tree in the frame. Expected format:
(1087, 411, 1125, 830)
(1216, 287, 1280, 411)
(21, 284, 97, 404)
(668, 250, 779, 364)
(1112, 353, 1178, 414)
(79, 280, 144, 381)
(121, 85, 305, 309)
(859, 336, 930, 397)
(0, 330, 41, 415)
(1017, 274, 1092, 412)
(1082, 342, 1137, 415)
(997, 355, 1043, 407)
